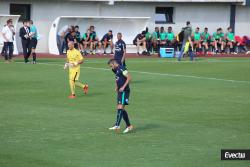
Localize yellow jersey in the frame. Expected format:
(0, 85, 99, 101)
(67, 48, 83, 71)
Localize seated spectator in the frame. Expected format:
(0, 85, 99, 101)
(159, 27, 167, 46)
(192, 27, 202, 53)
(151, 27, 160, 54)
(145, 27, 152, 55)
(89, 25, 101, 54)
(133, 31, 147, 55)
(226, 27, 236, 54)
(201, 27, 211, 54)
(235, 36, 250, 54)
(101, 30, 114, 55)
(166, 26, 176, 48)
(212, 28, 226, 53)
(65, 26, 77, 50)
(74, 25, 81, 49)
(81, 29, 92, 55)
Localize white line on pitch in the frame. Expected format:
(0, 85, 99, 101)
(28, 62, 250, 84)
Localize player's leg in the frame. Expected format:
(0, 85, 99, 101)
(31, 39, 37, 64)
(213, 41, 218, 53)
(9, 42, 14, 61)
(74, 70, 88, 94)
(178, 41, 185, 61)
(109, 91, 125, 130)
(143, 40, 147, 53)
(89, 41, 93, 54)
(103, 40, 107, 54)
(121, 90, 133, 133)
(136, 40, 140, 55)
(97, 41, 102, 54)
(3, 42, 9, 62)
(68, 70, 77, 98)
(110, 41, 114, 54)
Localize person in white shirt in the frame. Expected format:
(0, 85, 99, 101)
(57, 25, 69, 55)
(1, 19, 15, 62)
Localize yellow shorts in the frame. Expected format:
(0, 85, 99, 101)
(69, 69, 80, 81)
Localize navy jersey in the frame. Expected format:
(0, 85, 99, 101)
(101, 33, 113, 42)
(75, 31, 81, 42)
(66, 33, 75, 42)
(114, 39, 126, 62)
(114, 65, 130, 91)
(90, 31, 97, 40)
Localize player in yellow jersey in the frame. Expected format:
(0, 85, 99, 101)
(64, 41, 88, 99)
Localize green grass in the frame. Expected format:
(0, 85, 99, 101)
(0, 57, 250, 167)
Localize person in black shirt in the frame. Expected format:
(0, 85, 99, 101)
(19, 20, 31, 63)
(89, 25, 101, 54)
(101, 30, 114, 55)
(108, 59, 133, 133)
(74, 25, 81, 49)
(114, 32, 126, 67)
(133, 31, 147, 55)
(65, 30, 78, 50)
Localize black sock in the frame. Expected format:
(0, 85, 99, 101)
(122, 110, 131, 127)
(32, 53, 36, 61)
(115, 109, 123, 126)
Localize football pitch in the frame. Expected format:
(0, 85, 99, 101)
(0, 57, 250, 167)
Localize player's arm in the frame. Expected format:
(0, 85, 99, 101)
(74, 51, 84, 65)
(119, 70, 131, 92)
(121, 43, 126, 63)
(2, 32, 9, 42)
(2, 28, 9, 42)
(64, 56, 70, 69)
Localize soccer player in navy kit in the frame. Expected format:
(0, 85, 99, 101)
(114, 33, 126, 67)
(108, 59, 133, 133)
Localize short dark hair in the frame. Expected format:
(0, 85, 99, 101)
(7, 19, 12, 24)
(205, 27, 208, 30)
(117, 32, 122, 36)
(107, 59, 117, 65)
(23, 20, 28, 24)
(75, 25, 79, 29)
(186, 21, 190, 26)
(109, 30, 112, 33)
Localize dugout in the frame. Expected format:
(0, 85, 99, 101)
(0, 15, 20, 55)
(48, 16, 150, 55)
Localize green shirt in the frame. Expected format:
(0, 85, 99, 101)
(227, 32, 234, 41)
(159, 32, 167, 40)
(194, 32, 201, 41)
(151, 31, 159, 40)
(145, 32, 151, 40)
(213, 32, 221, 40)
(30, 25, 38, 39)
(82, 33, 90, 41)
(166, 32, 174, 41)
(201, 32, 210, 42)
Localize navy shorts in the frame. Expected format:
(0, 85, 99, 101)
(30, 38, 37, 49)
(117, 90, 130, 105)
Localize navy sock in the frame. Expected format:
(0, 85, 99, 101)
(115, 109, 123, 126)
(32, 53, 36, 61)
(122, 110, 131, 127)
